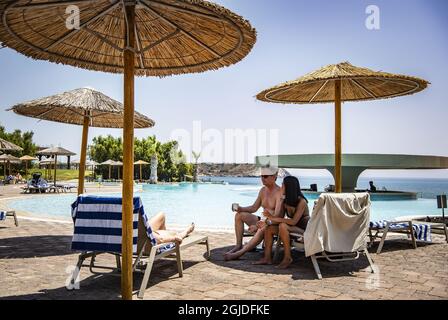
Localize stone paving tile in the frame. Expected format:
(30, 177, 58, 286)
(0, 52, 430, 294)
(0, 218, 447, 300)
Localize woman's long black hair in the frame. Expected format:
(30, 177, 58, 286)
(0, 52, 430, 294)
(283, 176, 308, 207)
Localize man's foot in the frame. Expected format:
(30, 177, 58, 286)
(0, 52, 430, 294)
(276, 258, 293, 269)
(224, 245, 242, 255)
(252, 258, 272, 265)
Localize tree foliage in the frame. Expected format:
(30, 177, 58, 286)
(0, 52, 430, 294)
(0, 123, 38, 157)
(89, 135, 193, 182)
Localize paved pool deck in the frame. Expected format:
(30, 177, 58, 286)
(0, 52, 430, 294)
(0, 184, 447, 300)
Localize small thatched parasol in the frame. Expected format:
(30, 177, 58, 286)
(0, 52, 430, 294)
(113, 161, 124, 180)
(134, 160, 149, 182)
(0, 137, 23, 152)
(257, 62, 429, 192)
(0, 153, 20, 178)
(38, 146, 76, 186)
(0, 0, 256, 300)
(9, 87, 155, 195)
(101, 159, 117, 180)
(20, 155, 37, 178)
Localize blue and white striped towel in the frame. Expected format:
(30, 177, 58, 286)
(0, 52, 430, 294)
(71, 195, 166, 253)
(0, 211, 6, 221)
(370, 220, 432, 242)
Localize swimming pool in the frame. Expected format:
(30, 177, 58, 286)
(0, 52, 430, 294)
(5, 182, 442, 230)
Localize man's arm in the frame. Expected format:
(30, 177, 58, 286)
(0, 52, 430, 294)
(238, 188, 263, 214)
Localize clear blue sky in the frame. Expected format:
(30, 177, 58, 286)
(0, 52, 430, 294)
(1, 0, 448, 178)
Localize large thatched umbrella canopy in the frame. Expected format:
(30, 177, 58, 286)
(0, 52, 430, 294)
(0, 137, 23, 152)
(257, 62, 429, 192)
(0, 153, 20, 178)
(9, 88, 155, 128)
(0, 0, 256, 300)
(9, 87, 155, 195)
(37, 146, 76, 186)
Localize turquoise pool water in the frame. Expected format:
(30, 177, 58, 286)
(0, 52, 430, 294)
(6, 182, 442, 229)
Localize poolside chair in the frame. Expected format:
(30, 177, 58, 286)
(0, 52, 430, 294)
(288, 193, 375, 280)
(369, 219, 432, 254)
(69, 195, 210, 299)
(0, 210, 19, 227)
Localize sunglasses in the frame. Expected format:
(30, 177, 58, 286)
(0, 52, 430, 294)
(261, 175, 274, 179)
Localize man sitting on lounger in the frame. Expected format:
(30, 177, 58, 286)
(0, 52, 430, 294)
(224, 166, 282, 261)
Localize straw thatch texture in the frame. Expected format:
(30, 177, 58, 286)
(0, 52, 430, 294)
(256, 62, 429, 104)
(101, 159, 117, 166)
(0, 153, 20, 163)
(0, 0, 256, 77)
(20, 155, 37, 161)
(134, 160, 149, 165)
(38, 146, 76, 156)
(0, 137, 23, 151)
(9, 88, 155, 128)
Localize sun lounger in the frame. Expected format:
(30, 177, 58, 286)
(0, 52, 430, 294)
(69, 195, 209, 299)
(0, 210, 19, 227)
(289, 193, 375, 280)
(369, 220, 432, 253)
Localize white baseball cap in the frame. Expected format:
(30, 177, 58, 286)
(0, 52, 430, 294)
(259, 166, 279, 176)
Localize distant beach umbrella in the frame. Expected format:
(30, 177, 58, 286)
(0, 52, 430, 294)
(0, 0, 256, 300)
(134, 160, 149, 182)
(114, 161, 124, 180)
(100, 160, 117, 180)
(0, 153, 20, 178)
(37, 146, 76, 186)
(257, 62, 429, 192)
(0, 137, 23, 152)
(9, 87, 155, 195)
(20, 155, 37, 178)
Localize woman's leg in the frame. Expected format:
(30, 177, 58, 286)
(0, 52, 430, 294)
(149, 212, 167, 231)
(224, 227, 265, 261)
(254, 226, 279, 265)
(174, 223, 195, 242)
(277, 223, 293, 269)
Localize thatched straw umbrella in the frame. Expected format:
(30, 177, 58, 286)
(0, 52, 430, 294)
(114, 161, 124, 180)
(38, 146, 76, 186)
(100, 159, 117, 180)
(257, 62, 429, 192)
(0, 137, 22, 152)
(0, 0, 256, 299)
(134, 160, 149, 182)
(20, 155, 37, 179)
(0, 154, 20, 178)
(9, 87, 155, 195)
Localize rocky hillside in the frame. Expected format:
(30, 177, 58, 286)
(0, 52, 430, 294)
(197, 163, 259, 177)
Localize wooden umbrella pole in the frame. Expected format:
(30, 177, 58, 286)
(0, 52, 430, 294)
(122, 1, 135, 301)
(54, 155, 57, 186)
(140, 164, 142, 182)
(335, 80, 342, 193)
(78, 114, 89, 195)
(109, 165, 111, 180)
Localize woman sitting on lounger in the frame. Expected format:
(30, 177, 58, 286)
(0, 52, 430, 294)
(255, 176, 310, 269)
(149, 212, 195, 244)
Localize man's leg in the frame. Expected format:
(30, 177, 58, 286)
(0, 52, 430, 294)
(224, 228, 265, 261)
(227, 212, 259, 254)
